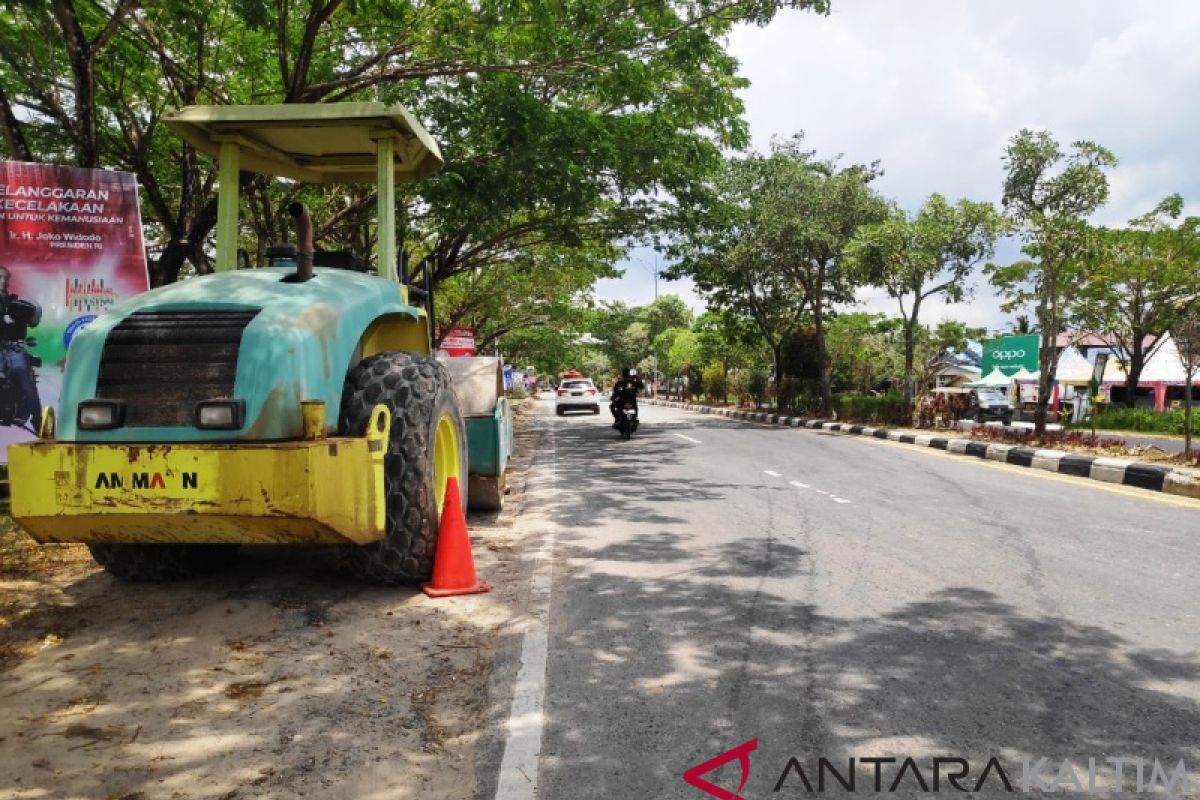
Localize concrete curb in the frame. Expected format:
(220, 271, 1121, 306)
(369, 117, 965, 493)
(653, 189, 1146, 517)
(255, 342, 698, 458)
(648, 399, 1200, 501)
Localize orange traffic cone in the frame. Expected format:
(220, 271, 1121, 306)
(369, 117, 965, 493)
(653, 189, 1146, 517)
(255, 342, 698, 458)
(422, 476, 491, 598)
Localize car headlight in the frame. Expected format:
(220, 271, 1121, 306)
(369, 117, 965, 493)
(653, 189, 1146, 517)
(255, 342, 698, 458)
(77, 400, 126, 430)
(195, 400, 245, 430)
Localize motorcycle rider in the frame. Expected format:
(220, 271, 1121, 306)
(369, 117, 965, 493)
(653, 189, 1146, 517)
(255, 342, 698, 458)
(609, 366, 644, 430)
(0, 265, 43, 429)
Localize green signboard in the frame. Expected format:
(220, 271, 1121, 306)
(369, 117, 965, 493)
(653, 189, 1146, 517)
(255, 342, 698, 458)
(982, 334, 1040, 376)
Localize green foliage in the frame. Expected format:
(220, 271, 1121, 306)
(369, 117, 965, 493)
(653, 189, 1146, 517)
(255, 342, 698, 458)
(0, 0, 831, 291)
(1074, 195, 1200, 406)
(441, 239, 616, 350)
(667, 133, 888, 413)
(702, 363, 729, 403)
(1073, 407, 1194, 435)
(666, 328, 702, 375)
(826, 313, 901, 393)
(642, 295, 693, 342)
(746, 370, 769, 406)
(833, 393, 910, 425)
(848, 193, 1007, 402)
(987, 129, 1117, 433)
(694, 310, 766, 372)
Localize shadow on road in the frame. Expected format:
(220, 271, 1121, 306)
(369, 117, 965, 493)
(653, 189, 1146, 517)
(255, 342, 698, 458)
(539, 409, 1200, 798)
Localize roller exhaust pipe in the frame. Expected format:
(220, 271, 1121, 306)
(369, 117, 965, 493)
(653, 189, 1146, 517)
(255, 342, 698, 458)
(287, 201, 314, 282)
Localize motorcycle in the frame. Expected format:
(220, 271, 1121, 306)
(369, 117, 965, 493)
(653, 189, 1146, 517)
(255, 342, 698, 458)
(0, 337, 42, 434)
(617, 402, 639, 440)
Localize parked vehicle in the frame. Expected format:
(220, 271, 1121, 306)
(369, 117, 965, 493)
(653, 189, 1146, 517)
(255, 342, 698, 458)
(967, 388, 1014, 423)
(8, 102, 512, 584)
(929, 386, 1013, 424)
(556, 378, 601, 415)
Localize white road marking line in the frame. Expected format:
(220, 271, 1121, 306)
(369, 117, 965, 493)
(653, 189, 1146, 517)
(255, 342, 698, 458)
(764, 470, 782, 477)
(674, 433, 702, 444)
(789, 481, 809, 489)
(832, 497, 852, 504)
(815, 489, 828, 495)
(495, 443, 558, 799)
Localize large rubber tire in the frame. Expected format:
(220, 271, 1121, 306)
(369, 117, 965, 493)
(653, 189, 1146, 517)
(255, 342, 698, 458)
(336, 352, 468, 584)
(87, 543, 239, 582)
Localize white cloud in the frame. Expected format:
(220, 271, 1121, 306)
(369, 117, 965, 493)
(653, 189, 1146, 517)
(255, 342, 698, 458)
(604, 1, 1200, 330)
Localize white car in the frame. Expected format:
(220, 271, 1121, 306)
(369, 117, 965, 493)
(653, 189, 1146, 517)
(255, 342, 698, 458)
(555, 378, 601, 415)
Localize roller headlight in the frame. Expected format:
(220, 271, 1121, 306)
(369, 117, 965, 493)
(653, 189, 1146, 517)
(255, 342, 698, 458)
(77, 400, 125, 430)
(195, 400, 245, 430)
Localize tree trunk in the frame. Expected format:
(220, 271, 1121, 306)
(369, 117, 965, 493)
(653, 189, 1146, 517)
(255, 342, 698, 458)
(902, 323, 916, 406)
(1185, 375, 1194, 458)
(0, 84, 33, 161)
(814, 305, 831, 417)
(1034, 320, 1053, 437)
(1122, 340, 1146, 409)
(150, 172, 256, 286)
(772, 343, 787, 412)
(902, 296, 921, 406)
(151, 195, 219, 286)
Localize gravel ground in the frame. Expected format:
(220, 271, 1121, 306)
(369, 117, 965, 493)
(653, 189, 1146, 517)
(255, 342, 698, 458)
(0, 405, 539, 800)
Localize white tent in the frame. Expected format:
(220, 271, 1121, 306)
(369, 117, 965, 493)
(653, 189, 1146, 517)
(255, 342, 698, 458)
(964, 367, 1011, 388)
(1011, 367, 1038, 382)
(1139, 334, 1192, 384)
(1098, 335, 1198, 385)
(1054, 347, 1093, 384)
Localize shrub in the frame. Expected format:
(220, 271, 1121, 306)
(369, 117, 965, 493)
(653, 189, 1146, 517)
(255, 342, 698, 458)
(833, 393, 911, 425)
(747, 370, 769, 408)
(913, 392, 970, 430)
(971, 425, 1125, 450)
(703, 364, 729, 404)
(777, 375, 804, 411)
(1071, 406, 1194, 435)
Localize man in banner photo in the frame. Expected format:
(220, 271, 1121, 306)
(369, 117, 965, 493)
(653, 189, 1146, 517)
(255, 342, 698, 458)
(0, 160, 150, 461)
(0, 264, 42, 431)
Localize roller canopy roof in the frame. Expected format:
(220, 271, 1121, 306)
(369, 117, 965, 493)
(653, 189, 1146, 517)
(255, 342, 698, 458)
(164, 102, 443, 183)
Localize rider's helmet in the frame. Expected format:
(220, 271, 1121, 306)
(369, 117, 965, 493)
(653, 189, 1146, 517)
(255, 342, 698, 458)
(622, 367, 637, 379)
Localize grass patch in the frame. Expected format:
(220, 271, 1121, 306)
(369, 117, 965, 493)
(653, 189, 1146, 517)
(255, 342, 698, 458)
(1067, 407, 1196, 435)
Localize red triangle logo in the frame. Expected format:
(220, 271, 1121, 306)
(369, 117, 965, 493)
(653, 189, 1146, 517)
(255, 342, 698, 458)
(682, 738, 758, 800)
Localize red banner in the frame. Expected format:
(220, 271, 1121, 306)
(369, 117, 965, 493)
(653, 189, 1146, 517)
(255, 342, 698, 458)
(0, 160, 149, 461)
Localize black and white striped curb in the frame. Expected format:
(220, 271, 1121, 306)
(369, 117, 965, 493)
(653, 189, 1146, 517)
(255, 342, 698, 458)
(648, 399, 1200, 501)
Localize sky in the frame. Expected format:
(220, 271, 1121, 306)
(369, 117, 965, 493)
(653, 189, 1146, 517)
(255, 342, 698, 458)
(593, 0, 1200, 335)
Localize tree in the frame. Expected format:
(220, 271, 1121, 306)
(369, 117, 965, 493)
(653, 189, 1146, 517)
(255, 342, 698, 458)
(586, 302, 653, 374)
(1008, 314, 1032, 334)
(694, 310, 763, 376)
(0, 0, 138, 168)
(642, 295, 693, 343)
(751, 136, 889, 414)
(666, 153, 811, 400)
(434, 240, 618, 351)
(825, 313, 901, 394)
(1075, 195, 1200, 406)
(0, 0, 832, 288)
(668, 136, 887, 412)
(1171, 310, 1200, 458)
(848, 193, 1007, 403)
(986, 129, 1117, 434)
(665, 328, 702, 398)
(909, 320, 987, 395)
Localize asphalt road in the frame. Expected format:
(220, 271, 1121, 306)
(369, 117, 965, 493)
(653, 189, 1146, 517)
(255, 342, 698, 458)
(522, 400, 1200, 798)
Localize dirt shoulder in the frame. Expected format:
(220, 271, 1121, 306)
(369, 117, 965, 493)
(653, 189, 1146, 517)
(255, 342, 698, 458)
(0, 403, 540, 800)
